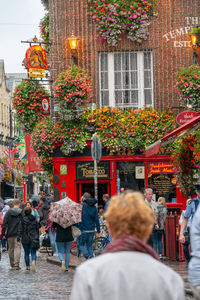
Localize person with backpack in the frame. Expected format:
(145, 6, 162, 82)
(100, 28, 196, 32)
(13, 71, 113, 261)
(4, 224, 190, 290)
(153, 197, 167, 259)
(17, 206, 39, 271)
(179, 185, 200, 266)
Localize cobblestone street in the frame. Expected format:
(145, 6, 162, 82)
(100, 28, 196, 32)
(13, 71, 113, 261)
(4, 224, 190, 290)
(0, 251, 75, 300)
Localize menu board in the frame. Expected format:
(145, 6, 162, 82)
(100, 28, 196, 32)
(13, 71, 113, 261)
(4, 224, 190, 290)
(148, 162, 176, 202)
(152, 174, 173, 196)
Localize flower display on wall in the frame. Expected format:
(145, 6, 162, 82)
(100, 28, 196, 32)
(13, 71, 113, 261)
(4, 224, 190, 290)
(172, 130, 200, 196)
(32, 119, 64, 174)
(40, 13, 49, 53)
(92, 107, 177, 153)
(175, 65, 200, 111)
(53, 65, 92, 121)
(12, 80, 49, 133)
(86, 0, 157, 45)
(60, 121, 90, 156)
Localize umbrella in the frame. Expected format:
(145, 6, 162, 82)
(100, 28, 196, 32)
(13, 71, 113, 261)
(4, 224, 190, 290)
(30, 195, 41, 202)
(49, 197, 82, 229)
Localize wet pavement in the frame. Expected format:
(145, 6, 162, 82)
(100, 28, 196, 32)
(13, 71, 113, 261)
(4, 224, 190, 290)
(0, 248, 194, 299)
(0, 250, 75, 300)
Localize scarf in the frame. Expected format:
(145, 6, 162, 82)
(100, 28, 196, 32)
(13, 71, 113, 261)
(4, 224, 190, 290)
(103, 235, 158, 260)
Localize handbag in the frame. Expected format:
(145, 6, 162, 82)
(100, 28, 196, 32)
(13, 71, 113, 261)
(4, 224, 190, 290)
(31, 238, 40, 250)
(72, 226, 81, 240)
(42, 233, 51, 248)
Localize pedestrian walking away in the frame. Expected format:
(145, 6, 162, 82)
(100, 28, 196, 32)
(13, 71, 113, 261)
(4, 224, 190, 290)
(17, 206, 39, 271)
(52, 221, 73, 272)
(70, 190, 184, 300)
(78, 195, 100, 259)
(1, 199, 22, 270)
(45, 205, 58, 256)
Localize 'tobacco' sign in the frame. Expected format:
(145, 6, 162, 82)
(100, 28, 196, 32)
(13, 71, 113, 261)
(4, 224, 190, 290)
(176, 111, 198, 126)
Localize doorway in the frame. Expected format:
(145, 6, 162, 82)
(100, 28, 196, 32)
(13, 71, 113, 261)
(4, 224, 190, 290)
(79, 182, 109, 207)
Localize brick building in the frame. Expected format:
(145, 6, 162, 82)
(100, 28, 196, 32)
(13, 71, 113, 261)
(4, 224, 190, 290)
(49, 0, 200, 112)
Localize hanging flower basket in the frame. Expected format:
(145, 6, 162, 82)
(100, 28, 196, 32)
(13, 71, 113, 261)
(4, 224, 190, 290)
(175, 65, 200, 111)
(12, 80, 49, 133)
(53, 65, 92, 121)
(86, 0, 157, 46)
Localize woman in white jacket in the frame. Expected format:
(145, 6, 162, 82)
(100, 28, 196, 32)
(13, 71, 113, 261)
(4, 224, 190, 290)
(70, 191, 184, 300)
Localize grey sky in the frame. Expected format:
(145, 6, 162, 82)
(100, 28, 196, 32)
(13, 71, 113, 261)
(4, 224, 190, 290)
(0, 0, 45, 73)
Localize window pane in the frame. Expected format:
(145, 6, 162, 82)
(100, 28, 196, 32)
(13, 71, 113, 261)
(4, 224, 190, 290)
(123, 72, 129, 89)
(115, 91, 123, 105)
(101, 91, 109, 106)
(124, 90, 130, 104)
(130, 53, 137, 70)
(114, 72, 121, 89)
(144, 70, 151, 88)
(114, 54, 121, 71)
(100, 53, 108, 71)
(131, 71, 138, 88)
(122, 53, 129, 71)
(130, 91, 138, 106)
(144, 52, 151, 69)
(144, 89, 152, 105)
(101, 72, 108, 89)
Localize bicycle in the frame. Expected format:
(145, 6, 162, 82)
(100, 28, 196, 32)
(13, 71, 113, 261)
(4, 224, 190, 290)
(93, 227, 112, 256)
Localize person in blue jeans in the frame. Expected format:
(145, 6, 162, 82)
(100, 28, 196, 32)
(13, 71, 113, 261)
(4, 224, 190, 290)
(78, 195, 100, 259)
(45, 210, 58, 255)
(52, 222, 73, 272)
(17, 206, 39, 271)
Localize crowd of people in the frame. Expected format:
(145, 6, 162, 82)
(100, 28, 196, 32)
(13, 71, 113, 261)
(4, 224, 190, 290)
(0, 186, 200, 299)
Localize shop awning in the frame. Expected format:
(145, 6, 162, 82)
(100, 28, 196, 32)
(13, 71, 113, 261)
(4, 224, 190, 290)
(145, 113, 200, 157)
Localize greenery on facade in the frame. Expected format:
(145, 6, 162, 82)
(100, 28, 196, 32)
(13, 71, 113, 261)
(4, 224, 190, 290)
(86, 0, 157, 45)
(40, 13, 49, 53)
(41, 0, 49, 10)
(189, 27, 200, 34)
(175, 65, 200, 111)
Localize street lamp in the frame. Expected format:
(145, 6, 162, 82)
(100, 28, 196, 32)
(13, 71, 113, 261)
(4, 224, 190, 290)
(68, 33, 79, 65)
(189, 29, 200, 64)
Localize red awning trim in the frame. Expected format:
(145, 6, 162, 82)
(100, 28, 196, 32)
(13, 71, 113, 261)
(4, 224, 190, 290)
(145, 113, 200, 157)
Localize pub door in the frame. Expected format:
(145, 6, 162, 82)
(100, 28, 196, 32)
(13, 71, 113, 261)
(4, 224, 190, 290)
(77, 182, 110, 207)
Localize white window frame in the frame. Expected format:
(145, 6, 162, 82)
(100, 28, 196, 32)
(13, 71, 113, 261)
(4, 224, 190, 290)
(99, 51, 154, 109)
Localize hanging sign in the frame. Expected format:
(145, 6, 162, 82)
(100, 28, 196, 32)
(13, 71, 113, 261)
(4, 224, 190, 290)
(41, 96, 50, 115)
(176, 111, 198, 126)
(148, 162, 174, 176)
(25, 45, 48, 77)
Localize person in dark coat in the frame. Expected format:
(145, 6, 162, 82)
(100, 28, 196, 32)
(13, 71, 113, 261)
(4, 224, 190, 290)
(78, 198, 100, 259)
(17, 206, 39, 271)
(37, 198, 50, 226)
(2, 199, 22, 270)
(52, 222, 73, 272)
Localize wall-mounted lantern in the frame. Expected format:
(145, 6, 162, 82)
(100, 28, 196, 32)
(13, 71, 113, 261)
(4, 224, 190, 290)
(189, 27, 200, 64)
(68, 33, 79, 65)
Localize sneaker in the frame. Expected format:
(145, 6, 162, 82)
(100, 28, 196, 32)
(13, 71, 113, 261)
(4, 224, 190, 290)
(15, 266, 21, 270)
(26, 266, 30, 271)
(2, 248, 6, 252)
(61, 260, 66, 272)
(159, 254, 163, 259)
(65, 268, 69, 272)
(32, 261, 36, 272)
